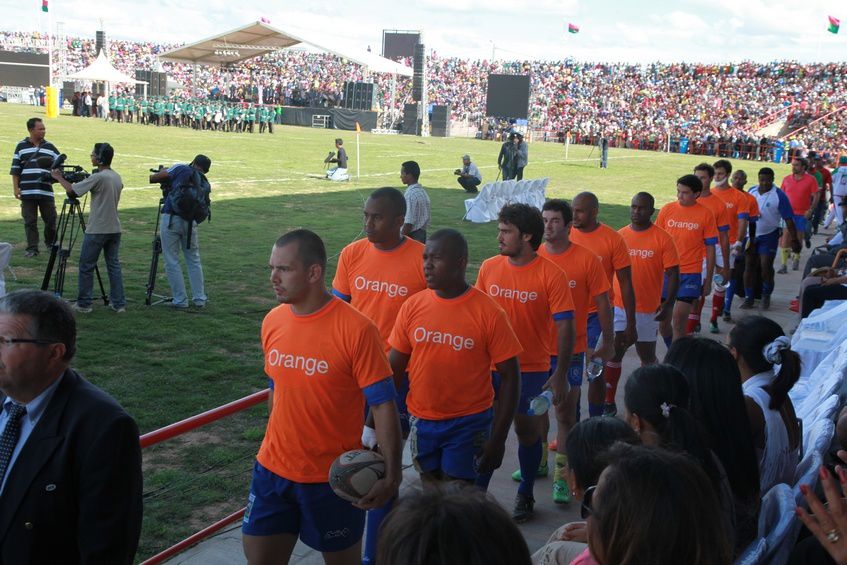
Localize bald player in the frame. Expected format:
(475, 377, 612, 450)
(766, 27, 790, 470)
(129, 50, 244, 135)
(389, 229, 522, 490)
(476, 204, 575, 521)
(570, 192, 635, 418)
(243, 230, 402, 565)
(330, 187, 426, 565)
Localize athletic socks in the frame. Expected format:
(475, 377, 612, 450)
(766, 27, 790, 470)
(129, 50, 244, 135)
(780, 247, 790, 266)
(762, 282, 774, 296)
(588, 403, 604, 418)
(710, 292, 725, 323)
(603, 361, 623, 404)
(553, 453, 567, 483)
(745, 287, 755, 300)
(363, 500, 393, 563)
(475, 470, 493, 491)
(725, 278, 736, 312)
(662, 334, 673, 348)
(517, 441, 542, 496)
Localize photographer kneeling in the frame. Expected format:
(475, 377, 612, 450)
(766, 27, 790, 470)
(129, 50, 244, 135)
(149, 155, 211, 309)
(51, 142, 126, 313)
(456, 154, 482, 193)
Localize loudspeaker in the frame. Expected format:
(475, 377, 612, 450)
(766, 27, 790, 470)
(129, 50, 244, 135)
(430, 104, 450, 137)
(342, 81, 375, 110)
(412, 43, 425, 102)
(96, 31, 106, 55)
(403, 103, 419, 135)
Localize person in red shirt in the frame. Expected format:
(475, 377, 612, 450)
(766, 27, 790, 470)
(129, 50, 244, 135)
(607, 192, 680, 410)
(656, 175, 718, 344)
(570, 192, 636, 419)
(538, 198, 612, 503)
(692, 163, 732, 335)
(243, 230, 403, 565)
(778, 157, 819, 273)
(330, 187, 426, 565)
(476, 203, 575, 521)
(388, 229, 522, 492)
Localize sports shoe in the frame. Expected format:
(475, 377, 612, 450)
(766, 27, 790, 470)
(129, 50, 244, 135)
(109, 304, 126, 313)
(792, 258, 800, 271)
(722, 311, 732, 323)
(169, 301, 189, 310)
(709, 321, 719, 334)
(71, 303, 92, 314)
(552, 479, 571, 504)
(789, 299, 799, 313)
(512, 493, 535, 523)
(762, 295, 771, 310)
(548, 439, 558, 451)
(24, 249, 38, 258)
(777, 265, 788, 274)
(739, 298, 755, 310)
(694, 322, 701, 333)
(603, 402, 617, 417)
(511, 459, 549, 482)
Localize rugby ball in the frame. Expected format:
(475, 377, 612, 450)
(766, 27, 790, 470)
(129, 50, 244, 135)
(328, 449, 385, 503)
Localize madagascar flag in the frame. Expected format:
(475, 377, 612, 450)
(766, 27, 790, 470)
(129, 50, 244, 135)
(568, 23, 579, 34)
(828, 15, 840, 34)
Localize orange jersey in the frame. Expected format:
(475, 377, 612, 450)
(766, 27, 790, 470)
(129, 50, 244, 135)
(781, 173, 819, 215)
(713, 186, 751, 244)
(615, 224, 680, 313)
(697, 192, 732, 238)
(258, 298, 392, 483)
(332, 237, 427, 352)
(569, 223, 631, 312)
(539, 243, 609, 355)
(476, 254, 575, 371)
(656, 202, 718, 274)
(389, 287, 523, 420)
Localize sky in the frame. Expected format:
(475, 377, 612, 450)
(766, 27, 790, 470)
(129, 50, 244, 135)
(5, 0, 847, 63)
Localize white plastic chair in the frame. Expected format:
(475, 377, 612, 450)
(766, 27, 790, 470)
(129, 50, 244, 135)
(757, 483, 799, 565)
(800, 416, 835, 462)
(793, 449, 822, 505)
(734, 538, 767, 565)
(798, 394, 839, 431)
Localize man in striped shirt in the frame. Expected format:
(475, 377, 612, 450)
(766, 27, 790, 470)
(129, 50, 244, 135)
(10, 118, 60, 258)
(400, 161, 430, 243)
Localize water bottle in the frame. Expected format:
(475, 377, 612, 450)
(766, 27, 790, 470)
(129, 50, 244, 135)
(528, 390, 554, 416)
(587, 357, 604, 381)
(713, 273, 728, 292)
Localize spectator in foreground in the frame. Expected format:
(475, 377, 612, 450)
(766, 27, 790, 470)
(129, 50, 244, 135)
(377, 485, 531, 565)
(588, 443, 732, 565)
(728, 316, 801, 492)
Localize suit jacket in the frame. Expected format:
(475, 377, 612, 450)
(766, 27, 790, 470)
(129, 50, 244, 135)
(0, 369, 143, 565)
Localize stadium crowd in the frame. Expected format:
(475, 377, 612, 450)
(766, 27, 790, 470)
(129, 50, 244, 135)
(2, 31, 846, 156)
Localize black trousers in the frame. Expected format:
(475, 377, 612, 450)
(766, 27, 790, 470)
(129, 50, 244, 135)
(800, 283, 847, 318)
(21, 198, 57, 252)
(458, 176, 481, 192)
(409, 229, 426, 243)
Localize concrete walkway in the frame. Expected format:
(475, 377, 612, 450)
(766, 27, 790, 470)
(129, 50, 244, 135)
(163, 229, 828, 564)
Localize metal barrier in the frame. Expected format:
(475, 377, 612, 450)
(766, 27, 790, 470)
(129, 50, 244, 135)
(138, 388, 270, 565)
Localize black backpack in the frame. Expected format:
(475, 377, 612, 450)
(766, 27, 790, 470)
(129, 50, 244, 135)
(168, 168, 211, 247)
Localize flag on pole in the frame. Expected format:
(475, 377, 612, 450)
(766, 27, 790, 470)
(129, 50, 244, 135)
(260, 17, 271, 24)
(828, 15, 840, 34)
(42, 0, 48, 12)
(568, 23, 579, 34)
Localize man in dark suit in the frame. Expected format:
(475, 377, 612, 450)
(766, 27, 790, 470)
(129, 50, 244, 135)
(0, 289, 143, 565)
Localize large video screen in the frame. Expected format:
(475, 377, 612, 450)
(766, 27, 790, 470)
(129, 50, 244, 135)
(382, 31, 420, 60)
(485, 74, 531, 119)
(0, 51, 49, 87)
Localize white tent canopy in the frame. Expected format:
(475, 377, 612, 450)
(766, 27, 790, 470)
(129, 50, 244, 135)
(160, 20, 412, 77)
(64, 51, 147, 84)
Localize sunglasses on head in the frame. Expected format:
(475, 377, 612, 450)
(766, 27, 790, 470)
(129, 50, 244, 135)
(581, 485, 597, 519)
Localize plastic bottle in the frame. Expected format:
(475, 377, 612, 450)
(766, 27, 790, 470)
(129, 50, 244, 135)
(587, 357, 604, 381)
(713, 273, 728, 292)
(528, 390, 554, 416)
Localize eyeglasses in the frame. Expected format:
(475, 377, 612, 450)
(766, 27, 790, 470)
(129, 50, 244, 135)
(581, 485, 597, 519)
(0, 336, 59, 347)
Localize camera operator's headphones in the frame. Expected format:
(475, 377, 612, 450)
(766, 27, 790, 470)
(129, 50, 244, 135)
(93, 142, 112, 166)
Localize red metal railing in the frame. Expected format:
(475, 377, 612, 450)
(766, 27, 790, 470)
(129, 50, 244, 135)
(138, 388, 270, 565)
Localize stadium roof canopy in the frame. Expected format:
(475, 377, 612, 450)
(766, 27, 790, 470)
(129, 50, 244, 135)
(160, 20, 412, 77)
(64, 50, 147, 84)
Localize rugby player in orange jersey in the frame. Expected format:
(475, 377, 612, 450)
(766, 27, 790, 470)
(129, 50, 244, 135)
(569, 192, 636, 418)
(721, 169, 759, 321)
(475, 203, 575, 522)
(606, 192, 680, 410)
(388, 229, 522, 493)
(330, 187, 426, 565)
(656, 175, 718, 344)
(538, 198, 612, 503)
(243, 230, 402, 565)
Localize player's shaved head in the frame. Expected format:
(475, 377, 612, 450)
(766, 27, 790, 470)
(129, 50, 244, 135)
(573, 192, 599, 210)
(427, 229, 468, 259)
(633, 192, 655, 210)
(275, 229, 327, 272)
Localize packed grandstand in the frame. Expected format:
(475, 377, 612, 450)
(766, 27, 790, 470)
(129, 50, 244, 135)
(2, 30, 846, 157)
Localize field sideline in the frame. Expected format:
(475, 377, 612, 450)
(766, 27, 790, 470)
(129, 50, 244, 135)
(0, 103, 792, 560)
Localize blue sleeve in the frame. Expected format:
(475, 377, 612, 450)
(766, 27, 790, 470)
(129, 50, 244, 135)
(267, 378, 274, 390)
(717, 224, 729, 232)
(738, 212, 749, 220)
(363, 377, 397, 407)
(776, 190, 794, 219)
(331, 288, 352, 302)
(552, 310, 574, 321)
(704, 237, 718, 245)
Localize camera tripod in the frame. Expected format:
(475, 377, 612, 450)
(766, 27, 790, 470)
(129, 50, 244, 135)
(41, 197, 108, 303)
(145, 196, 171, 305)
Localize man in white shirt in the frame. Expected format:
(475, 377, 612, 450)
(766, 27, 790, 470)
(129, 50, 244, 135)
(455, 154, 482, 193)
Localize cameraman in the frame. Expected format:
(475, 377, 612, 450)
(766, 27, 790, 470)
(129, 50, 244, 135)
(149, 155, 212, 309)
(51, 143, 126, 314)
(455, 154, 482, 193)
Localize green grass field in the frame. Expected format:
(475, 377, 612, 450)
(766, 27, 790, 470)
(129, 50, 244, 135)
(0, 103, 793, 560)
